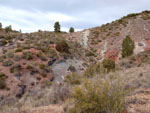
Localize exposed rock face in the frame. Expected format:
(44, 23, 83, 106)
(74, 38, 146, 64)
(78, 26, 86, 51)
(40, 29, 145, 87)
(81, 30, 90, 46)
(105, 49, 121, 61)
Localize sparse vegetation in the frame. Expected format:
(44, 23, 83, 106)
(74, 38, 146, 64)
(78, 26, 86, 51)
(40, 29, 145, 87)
(141, 14, 150, 20)
(1, 10, 150, 113)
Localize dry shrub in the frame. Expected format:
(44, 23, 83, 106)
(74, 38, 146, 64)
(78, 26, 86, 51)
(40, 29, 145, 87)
(66, 75, 130, 113)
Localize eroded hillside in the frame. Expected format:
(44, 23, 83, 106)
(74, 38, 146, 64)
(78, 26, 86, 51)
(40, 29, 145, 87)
(1, 10, 150, 113)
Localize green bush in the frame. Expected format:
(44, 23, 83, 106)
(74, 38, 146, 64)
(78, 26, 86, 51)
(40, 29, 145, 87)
(93, 31, 100, 38)
(36, 52, 47, 61)
(84, 64, 96, 77)
(39, 64, 46, 69)
(40, 46, 50, 54)
(40, 71, 47, 77)
(26, 64, 33, 70)
(85, 50, 95, 57)
(10, 64, 21, 73)
(102, 59, 115, 73)
(83, 63, 102, 77)
(46, 48, 58, 58)
(19, 38, 24, 41)
(0, 35, 4, 39)
(0, 79, 6, 89)
(2, 60, 14, 67)
(0, 40, 7, 46)
(122, 35, 134, 58)
(22, 52, 33, 60)
(15, 48, 23, 52)
(56, 40, 70, 53)
(68, 77, 128, 113)
(0, 55, 6, 62)
(0, 72, 7, 89)
(14, 55, 21, 61)
(65, 73, 80, 85)
(7, 51, 14, 58)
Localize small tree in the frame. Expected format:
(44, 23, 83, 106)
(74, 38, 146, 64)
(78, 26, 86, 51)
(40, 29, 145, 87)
(0, 22, 2, 28)
(54, 21, 61, 32)
(69, 27, 74, 33)
(122, 35, 134, 58)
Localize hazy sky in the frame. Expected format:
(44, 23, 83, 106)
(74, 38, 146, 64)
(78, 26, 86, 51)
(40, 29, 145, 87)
(0, 0, 150, 32)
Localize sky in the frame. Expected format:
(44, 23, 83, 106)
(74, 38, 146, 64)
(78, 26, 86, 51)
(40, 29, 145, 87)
(0, 0, 150, 33)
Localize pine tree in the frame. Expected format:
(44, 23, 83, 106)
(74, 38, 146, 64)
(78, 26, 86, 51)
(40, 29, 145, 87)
(122, 35, 134, 58)
(69, 27, 74, 33)
(54, 21, 61, 32)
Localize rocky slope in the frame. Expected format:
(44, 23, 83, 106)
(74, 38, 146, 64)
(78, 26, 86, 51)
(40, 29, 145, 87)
(68, 10, 150, 62)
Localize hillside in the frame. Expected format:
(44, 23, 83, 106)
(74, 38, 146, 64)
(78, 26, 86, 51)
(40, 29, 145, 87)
(0, 10, 150, 113)
(68, 10, 150, 62)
